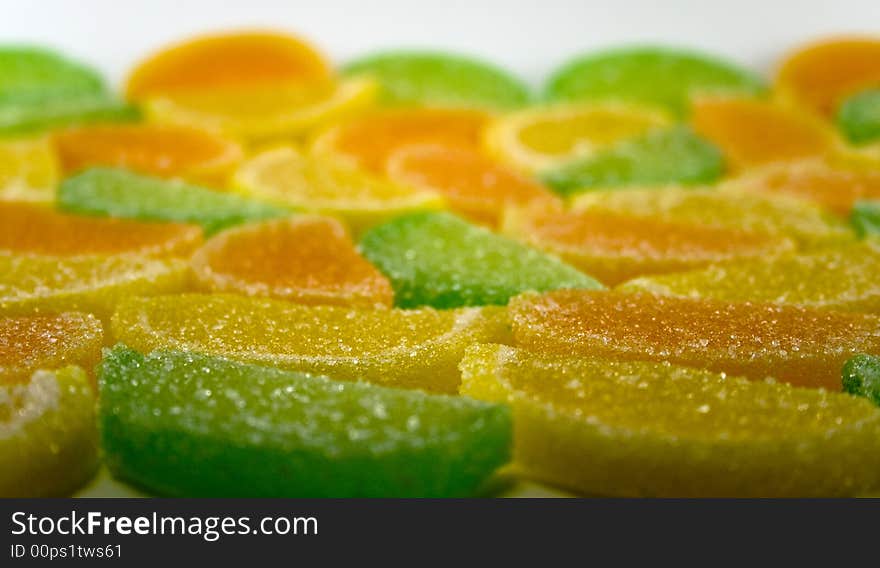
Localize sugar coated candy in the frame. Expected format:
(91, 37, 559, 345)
(99, 346, 511, 497)
(852, 200, 880, 237)
(0, 46, 105, 100)
(837, 88, 880, 146)
(111, 293, 509, 393)
(0, 136, 57, 202)
(191, 216, 394, 308)
(843, 354, 880, 407)
(509, 290, 880, 390)
(0, 90, 138, 137)
(359, 212, 601, 309)
(460, 344, 880, 497)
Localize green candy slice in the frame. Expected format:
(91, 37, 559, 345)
(343, 50, 531, 110)
(0, 46, 106, 100)
(851, 200, 880, 238)
(837, 88, 880, 146)
(843, 354, 880, 407)
(98, 346, 512, 497)
(545, 46, 764, 117)
(359, 212, 601, 309)
(59, 168, 288, 235)
(540, 126, 724, 195)
(0, 92, 139, 136)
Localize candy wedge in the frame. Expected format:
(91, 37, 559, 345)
(0, 91, 138, 136)
(1, 366, 99, 497)
(0, 135, 57, 202)
(843, 354, 880, 407)
(0, 46, 105, 100)
(59, 168, 287, 235)
(837, 88, 880, 146)
(508, 290, 880, 390)
(111, 293, 508, 393)
(99, 346, 511, 497)
(852, 200, 880, 237)
(460, 344, 880, 497)
(359, 212, 600, 309)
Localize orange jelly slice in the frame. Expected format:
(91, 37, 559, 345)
(126, 31, 332, 99)
(53, 124, 243, 183)
(509, 289, 880, 390)
(0, 201, 202, 258)
(310, 108, 490, 174)
(502, 206, 794, 285)
(386, 145, 560, 227)
(692, 97, 833, 169)
(191, 216, 393, 308)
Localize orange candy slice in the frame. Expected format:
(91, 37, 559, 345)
(310, 108, 490, 174)
(692, 97, 833, 169)
(191, 216, 394, 308)
(509, 290, 880, 390)
(386, 145, 560, 227)
(0, 201, 202, 258)
(53, 124, 243, 183)
(776, 37, 880, 117)
(126, 31, 332, 99)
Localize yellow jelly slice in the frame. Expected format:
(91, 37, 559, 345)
(0, 136, 58, 203)
(460, 344, 880, 497)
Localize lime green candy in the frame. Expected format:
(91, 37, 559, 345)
(0, 46, 105, 99)
(545, 46, 764, 117)
(59, 168, 288, 235)
(852, 200, 880, 238)
(837, 88, 880, 146)
(99, 346, 512, 497)
(343, 50, 531, 110)
(843, 354, 880, 407)
(0, 92, 139, 136)
(359, 212, 600, 309)
(541, 126, 724, 195)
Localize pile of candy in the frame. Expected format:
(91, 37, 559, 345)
(2, 31, 880, 498)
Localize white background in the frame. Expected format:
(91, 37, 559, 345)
(1, 0, 878, 89)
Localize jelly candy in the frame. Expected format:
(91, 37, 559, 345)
(99, 346, 511, 497)
(692, 97, 833, 169)
(502, 205, 794, 285)
(837, 88, 880, 146)
(385, 145, 561, 227)
(483, 102, 671, 173)
(508, 289, 880, 390)
(59, 167, 287, 235)
(0, 366, 99, 497)
(111, 293, 508, 393)
(310, 107, 489, 174)
(545, 46, 764, 117)
(843, 354, 880, 406)
(852, 200, 880, 237)
(620, 243, 880, 313)
(343, 50, 530, 110)
(0, 201, 203, 258)
(460, 343, 880, 497)
(0, 312, 102, 384)
(0, 46, 105, 100)
(540, 127, 724, 195)
(232, 146, 442, 235)
(191, 216, 394, 308)
(359, 212, 601, 309)
(0, 136, 57, 202)
(126, 31, 332, 99)
(0, 91, 138, 136)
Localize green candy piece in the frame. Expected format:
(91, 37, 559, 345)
(0, 92, 139, 136)
(837, 88, 880, 146)
(843, 354, 880, 407)
(359, 212, 601, 309)
(58, 167, 288, 235)
(851, 200, 880, 238)
(0, 46, 106, 100)
(98, 346, 512, 497)
(545, 46, 764, 117)
(540, 127, 724, 195)
(343, 50, 531, 111)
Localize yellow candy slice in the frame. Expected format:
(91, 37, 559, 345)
(111, 293, 509, 393)
(0, 366, 99, 497)
(460, 344, 880, 497)
(0, 136, 58, 203)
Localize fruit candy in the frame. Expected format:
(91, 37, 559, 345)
(0, 201, 202, 258)
(0, 312, 102, 384)
(843, 354, 880, 407)
(343, 50, 530, 110)
(460, 344, 880, 497)
(0, 46, 105, 100)
(111, 293, 508, 393)
(837, 88, 880, 146)
(99, 346, 511, 497)
(385, 145, 561, 227)
(59, 167, 287, 235)
(359, 212, 600, 309)
(0, 91, 138, 137)
(502, 205, 794, 285)
(0, 136, 57, 202)
(508, 289, 880, 390)
(232, 146, 442, 235)
(1, 366, 99, 497)
(691, 97, 833, 170)
(620, 243, 880, 313)
(540, 127, 724, 195)
(0, 253, 188, 320)
(310, 107, 489, 174)
(852, 200, 880, 237)
(545, 46, 764, 117)
(191, 216, 394, 308)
